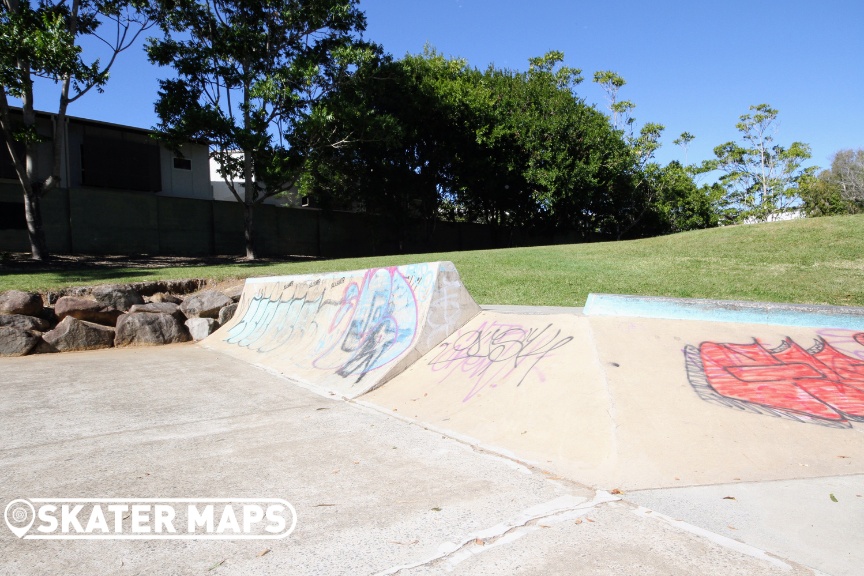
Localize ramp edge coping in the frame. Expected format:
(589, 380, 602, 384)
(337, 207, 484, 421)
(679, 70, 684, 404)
(583, 293, 864, 330)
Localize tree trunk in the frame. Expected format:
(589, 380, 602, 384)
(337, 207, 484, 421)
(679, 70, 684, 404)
(23, 184, 48, 261)
(243, 202, 256, 260)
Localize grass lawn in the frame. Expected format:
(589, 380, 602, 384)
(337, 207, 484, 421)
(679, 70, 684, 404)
(2, 214, 863, 307)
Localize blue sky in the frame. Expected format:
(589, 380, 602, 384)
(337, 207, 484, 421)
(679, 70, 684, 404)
(17, 0, 864, 172)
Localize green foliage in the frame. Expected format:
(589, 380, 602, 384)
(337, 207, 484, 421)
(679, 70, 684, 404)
(301, 50, 688, 246)
(799, 148, 864, 217)
(0, 0, 150, 260)
(147, 0, 370, 258)
(701, 104, 815, 222)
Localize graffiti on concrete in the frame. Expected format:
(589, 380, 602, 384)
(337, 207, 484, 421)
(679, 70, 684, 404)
(428, 320, 573, 402)
(684, 332, 864, 428)
(226, 267, 425, 383)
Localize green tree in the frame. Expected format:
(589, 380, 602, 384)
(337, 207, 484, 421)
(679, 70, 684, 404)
(303, 50, 651, 244)
(592, 70, 634, 131)
(673, 131, 695, 164)
(702, 104, 814, 222)
(644, 161, 721, 233)
(799, 148, 864, 217)
(147, 0, 369, 259)
(0, 0, 150, 260)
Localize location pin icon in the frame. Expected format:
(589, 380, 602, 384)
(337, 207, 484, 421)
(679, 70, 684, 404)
(5, 499, 35, 538)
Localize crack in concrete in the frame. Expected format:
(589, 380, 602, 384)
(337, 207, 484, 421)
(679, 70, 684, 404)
(373, 491, 620, 575)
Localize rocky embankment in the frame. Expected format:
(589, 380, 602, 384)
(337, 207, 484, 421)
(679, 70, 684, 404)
(0, 280, 242, 356)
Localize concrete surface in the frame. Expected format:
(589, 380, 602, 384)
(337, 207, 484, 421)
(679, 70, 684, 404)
(628, 476, 864, 576)
(0, 345, 824, 575)
(366, 312, 864, 491)
(4, 280, 864, 575)
(203, 261, 480, 398)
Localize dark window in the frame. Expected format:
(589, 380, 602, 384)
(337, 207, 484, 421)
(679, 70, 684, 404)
(0, 202, 26, 230)
(173, 157, 192, 170)
(81, 136, 162, 192)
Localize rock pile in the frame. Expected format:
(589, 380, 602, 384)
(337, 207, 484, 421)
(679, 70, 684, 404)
(0, 282, 241, 357)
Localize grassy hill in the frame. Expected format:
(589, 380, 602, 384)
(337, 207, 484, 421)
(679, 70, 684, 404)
(3, 214, 863, 306)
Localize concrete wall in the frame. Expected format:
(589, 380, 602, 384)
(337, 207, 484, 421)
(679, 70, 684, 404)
(0, 186, 576, 257)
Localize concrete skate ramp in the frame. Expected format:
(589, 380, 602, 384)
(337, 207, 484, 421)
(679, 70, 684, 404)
(203, 261, 480, 398)
(363, 306, 864, 490)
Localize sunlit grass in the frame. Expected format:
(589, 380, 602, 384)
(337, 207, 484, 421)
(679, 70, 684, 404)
(3, 214, 864, 306)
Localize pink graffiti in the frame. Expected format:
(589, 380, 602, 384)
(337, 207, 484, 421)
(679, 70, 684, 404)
(427, 320, 573, 402)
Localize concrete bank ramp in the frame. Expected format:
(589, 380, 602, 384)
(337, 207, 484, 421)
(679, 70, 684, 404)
(363, 302, 864, 490)
(203, 261, 480, 398)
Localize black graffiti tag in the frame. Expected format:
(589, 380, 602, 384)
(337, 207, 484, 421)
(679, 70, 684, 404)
(428, 321, 573, 401)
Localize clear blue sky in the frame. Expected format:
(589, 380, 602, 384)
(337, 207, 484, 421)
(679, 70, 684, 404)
(18, 0, 864, 172)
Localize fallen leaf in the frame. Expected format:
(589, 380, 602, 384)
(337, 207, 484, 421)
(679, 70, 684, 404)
(313, 504, 335, 507)
(837, 455, 850, 459)
(207, 559, 226, 571)
(332, 469, 339, 474)
(723, 496, 736, 500)
(585, 518, 594, 523)
(257, 549, 270, 557)
(830, 493, 838, 502)
(474, 538, 484, 546)
(316, 408, 329, 411)
(574, 519, 583, 524)
(431, 507, 442, 512)
(674, 477, 680, 481)
(610, 489, 622, 495)
(727, 525, 737, 530)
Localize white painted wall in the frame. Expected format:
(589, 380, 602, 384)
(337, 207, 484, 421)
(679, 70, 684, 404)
(209, 155, 301, 206)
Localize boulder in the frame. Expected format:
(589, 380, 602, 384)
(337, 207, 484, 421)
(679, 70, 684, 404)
(0, 313, 52, 332)
(115, 312, 191, 347)
(0, 326, 39, 356)
(31, 338, 59, 354)
(42, 317, 115, 352)
(130, 302, 185, 321)
(54, 296, 123, 326)
(185, 317, 219, 341)
(218, 303, 238, 325)
(222, 284, 244, 302)
(149, 292, 183, 305)
(179, 290, 233, 319)
(91, 284, 144, 312)
(0, 290, 43, 316)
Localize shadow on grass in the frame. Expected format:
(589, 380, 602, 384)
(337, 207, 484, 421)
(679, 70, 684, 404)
(0, 253, 322, 290)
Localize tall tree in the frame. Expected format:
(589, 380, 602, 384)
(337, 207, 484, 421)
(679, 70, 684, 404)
(673, 131, 695, 164)
(798, 148, 864, 217)
(0, 0, 150, 260)
(703, 104, 814, 222)
(148, 0, 369, 259)
(829, 148, 864, 204)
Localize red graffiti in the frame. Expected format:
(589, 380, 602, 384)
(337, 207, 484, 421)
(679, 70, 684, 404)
(685, 335, 864, 427)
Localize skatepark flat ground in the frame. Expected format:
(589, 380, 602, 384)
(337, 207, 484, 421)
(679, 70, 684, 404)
(1, 342, 861, 575)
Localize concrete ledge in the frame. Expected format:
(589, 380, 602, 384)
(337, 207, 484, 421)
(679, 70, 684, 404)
(583, 293, 864, 330)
